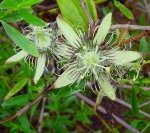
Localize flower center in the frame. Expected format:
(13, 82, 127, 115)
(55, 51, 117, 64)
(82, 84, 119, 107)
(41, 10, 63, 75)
(35, 31, 52, 50)
(83, 51, 99, 68)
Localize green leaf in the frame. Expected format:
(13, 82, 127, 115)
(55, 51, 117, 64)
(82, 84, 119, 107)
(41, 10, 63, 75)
(2, 21, 39, 57)
(0, 10, 5, 17)
(95, 0, 107, 4)
(18, 0, 43, 7)
(1, 7, 33, 22)
(0, 0, 18, 9)
(57, 0, 88, 31)
(18, 115, 30, 132)
(139, 14, 146, 25)
(85, 0, 97, 21)
(2, 11, 22, 22)
(113, 0, 134, 20)
(131, 86, 139, 116)
(19, 9, 46, 26)
(139, 78, 150, 84)
(133, 85, 150, 96)
(140, 37, 149, 52)
(30, 102, 40, 118)
(2, 94, 29, 107)
(4, 78, 28, 100)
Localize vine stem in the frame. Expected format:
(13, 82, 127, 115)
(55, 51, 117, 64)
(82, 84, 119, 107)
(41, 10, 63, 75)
(75, 93, 141, 133)
(0, 83, 54, 124)
(111, 24, 150, 30)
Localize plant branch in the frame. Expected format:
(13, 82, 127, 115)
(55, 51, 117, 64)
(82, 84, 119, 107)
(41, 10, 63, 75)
(75, 93, 141, 133)
(139, 101, 150, 108)
(115, 98, 150, 119)
(38, 97, 47, 133)
(35, 4, 57, 11)
(0, 84, 53, 124)
(94, 111, 113, 132)
(113, 31, 150, 47)
(80, 0, 94, 24)
(144, 0, 150, 22)
(117, 84, 150, 91)
(111, 24, 150, 30)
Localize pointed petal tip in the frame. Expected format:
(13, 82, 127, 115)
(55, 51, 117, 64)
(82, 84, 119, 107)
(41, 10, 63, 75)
(110, 94, 116, 101)
(56, 14, 63, 22)
(5, 50, 28, 64)
(53, 67, 77, 89)
(99, 75, 116, 101)
(5, 60, 10, 64)
(56, 15, 81, 48)
(94, 12, 112, 45)
(113, 51, 142, 65)
(108, 12, 112, 17)
(33, 54, 46, 84)
(33, 79, 38, 84)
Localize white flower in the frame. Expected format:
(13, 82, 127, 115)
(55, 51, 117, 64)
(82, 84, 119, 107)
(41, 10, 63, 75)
(54, 13, 142, 100)
(6, 23, 59, 84)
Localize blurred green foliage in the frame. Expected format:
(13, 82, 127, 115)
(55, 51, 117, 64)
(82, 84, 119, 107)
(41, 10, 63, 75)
(0, 0, 150, 132)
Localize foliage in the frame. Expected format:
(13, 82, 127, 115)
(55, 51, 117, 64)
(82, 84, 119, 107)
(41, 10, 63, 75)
(0, 0, 150, 132)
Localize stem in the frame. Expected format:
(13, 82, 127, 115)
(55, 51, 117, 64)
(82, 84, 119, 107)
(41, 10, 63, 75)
(111, 24, 150, 30)
(75, 93, 141, 133)
(38, 97, 47, 133)
(0, 83, 54, 124)
(94, 111, 113, 132)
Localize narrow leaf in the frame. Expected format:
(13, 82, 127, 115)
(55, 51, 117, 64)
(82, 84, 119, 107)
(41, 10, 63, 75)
(0, 0, 18, 9)
(19, 10, 46, 27)
(4, 78, 28, 100)
(19, 0, 43, 7)
(2, 21, 39, 57)
(131, 86, 139, 116)
(85, 0, 97, 21)
(114, 0, 134, 20)
(140, 37, 149, 52)
(2, 95, 29, 107)
(57, 0, 88, 31)
(18, 115, 30, 132)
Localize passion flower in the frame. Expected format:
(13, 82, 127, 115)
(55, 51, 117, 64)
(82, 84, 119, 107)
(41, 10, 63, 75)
(6, 23, 59, 83)
(54, 13, 142, 100)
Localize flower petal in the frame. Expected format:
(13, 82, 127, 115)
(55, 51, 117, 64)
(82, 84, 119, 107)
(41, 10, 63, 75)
(5, 50, 28, 64)
(112, 51, 142, 65)
(34, 54, 46, 84)
(94, 12, 112, 45)
(99, 75, 116, 100)
(54, 66, 77, 88)
(56, 15, 81, 48)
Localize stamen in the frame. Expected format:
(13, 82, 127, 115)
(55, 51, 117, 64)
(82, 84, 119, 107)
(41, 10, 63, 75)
(80, 67, 90, 79)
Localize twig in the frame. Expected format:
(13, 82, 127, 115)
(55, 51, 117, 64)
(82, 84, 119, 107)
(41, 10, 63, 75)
(111, 114, 140, 133)
(112, 30, 150, 47)
(0, 84, 54, 124)
(115, 98, 150, 119)
(35, 4, 57, 11)
(117, 84, 150, 91)
(111, 24, 150, 30)
(141, 123, 150, 133)
(139, 100, 150, 108)
(80, 0, 96, 39)
(80, 0, 94, 24)
(128, 0, 148, 13)
(75, 93, 141, 133)
(144, 0, 150, 22)
(38, 97, 47, 133)
(94, 112, 113, 132)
